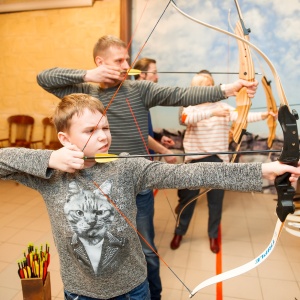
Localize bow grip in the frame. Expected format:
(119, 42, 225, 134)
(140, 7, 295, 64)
(275, 105, 299, 222)
(275, 172, 295, 222)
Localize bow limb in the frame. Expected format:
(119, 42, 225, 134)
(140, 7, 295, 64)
(189, 219, 283, 297)
(229, 24, 252, 143)
(261, 76, 278, 148)
(231, 3, 254, 144)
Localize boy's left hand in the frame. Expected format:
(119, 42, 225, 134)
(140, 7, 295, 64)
(49, 145, 84, 172)
(262, 161, 300, 182)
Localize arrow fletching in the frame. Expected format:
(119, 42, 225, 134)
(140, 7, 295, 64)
(125, 69, 142, 76)
(89, 153, 119, 163)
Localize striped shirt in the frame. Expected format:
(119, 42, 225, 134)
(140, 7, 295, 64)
(37, 67, 226, 155)
(181, 102, 264, 162)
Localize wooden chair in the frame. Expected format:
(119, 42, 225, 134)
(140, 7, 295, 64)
(0, 115, 34, 148)
(31, 117, 61, 150)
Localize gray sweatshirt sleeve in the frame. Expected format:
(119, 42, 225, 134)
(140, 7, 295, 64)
(124, 156, 263, 193)
(0, 148, 54, 187)
(37, 67, 93, 99)
(134, 80, 227, 108)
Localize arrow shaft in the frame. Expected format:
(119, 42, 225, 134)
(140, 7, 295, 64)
(85, 149, 283, 160)
(125, 71, 261, 75)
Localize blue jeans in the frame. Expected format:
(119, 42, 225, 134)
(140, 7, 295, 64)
(64, 279, 150, 300)
(176, 156, 224, 238)
(136, 190, 161, 300)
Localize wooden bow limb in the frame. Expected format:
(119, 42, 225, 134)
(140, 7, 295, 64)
(261, 76, 278, 148)
(231, 9, 254, 144)
(228, 8, 278, 151)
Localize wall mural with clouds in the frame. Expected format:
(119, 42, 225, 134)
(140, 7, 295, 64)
(131, 0, 300, 139)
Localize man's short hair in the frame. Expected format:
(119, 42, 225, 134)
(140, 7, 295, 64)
(93, 35, 127, 60)
(53, 93, 105, 132)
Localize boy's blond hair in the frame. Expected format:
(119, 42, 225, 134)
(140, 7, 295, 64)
(93, 35, 127, 61)
(52, 93, 105, 132)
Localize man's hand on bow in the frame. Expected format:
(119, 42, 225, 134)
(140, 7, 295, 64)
(223, 79, 259, 98)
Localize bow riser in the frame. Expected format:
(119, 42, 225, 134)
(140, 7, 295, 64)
(277, 105, 299, 164)
(275, 104, 299, 222)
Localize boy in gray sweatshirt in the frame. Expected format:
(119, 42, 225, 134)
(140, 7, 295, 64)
(0, 93, 299, 300)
